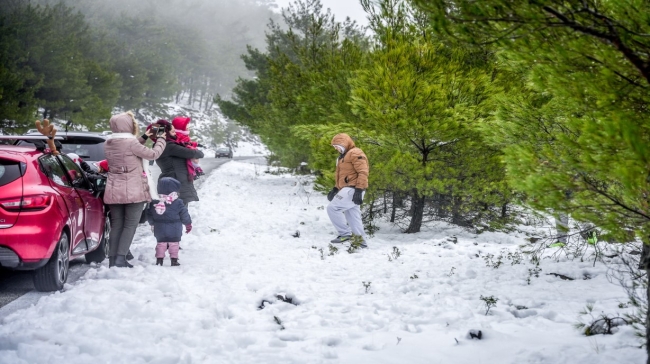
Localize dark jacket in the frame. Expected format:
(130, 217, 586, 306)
(146, 177, 192, 242)
(155, 142, 204, 203)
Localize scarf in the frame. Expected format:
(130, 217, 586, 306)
(154, 192, 179, 214)
(175, 130, 191, 144)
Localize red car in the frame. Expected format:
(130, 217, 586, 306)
(0, 136, 109, 291)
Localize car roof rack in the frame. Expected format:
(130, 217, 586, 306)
(0, 135, 64, 140)
(0, 135, 64, 153)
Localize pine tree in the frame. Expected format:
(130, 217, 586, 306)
(413, 0, 650, 356)
(349, 0, 509, 232)
(218, 0, 368, 168)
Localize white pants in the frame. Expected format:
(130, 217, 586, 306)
(327, 187, 367, 244)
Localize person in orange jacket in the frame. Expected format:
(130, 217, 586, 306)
(326, 133, 369, 248)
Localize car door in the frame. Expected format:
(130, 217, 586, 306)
(58, 155, 104, 251)
(39, 155, 86, 251)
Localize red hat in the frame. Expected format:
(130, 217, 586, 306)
(98, 160, 109, 172)
(172, 116, 191, 131)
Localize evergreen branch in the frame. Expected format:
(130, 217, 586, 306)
(409, 138, 425, 153)
(541, 5, 650, 85)
(579, 174, 650, 221)
(578, 5, 650, 39)
(583, 55, 647, 89)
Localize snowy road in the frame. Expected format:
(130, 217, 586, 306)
(0, 159, 643, 364)
(0, 155, 235, 312)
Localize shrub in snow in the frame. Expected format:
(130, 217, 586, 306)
(346, 235, 365, 254)
(483, 253, 502, 269)
(483, 249, 524, 269)
(480, 295, 499, 315)
(468, 330, 483, 340)
(527, 264, 542, 285)
(575, 304, 631, 336)
(387, 246, 401, 261)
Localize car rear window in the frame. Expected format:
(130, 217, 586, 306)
(0, 159, 23, 187)
(59, 141, 105, 162)
(17, 138, 106, 161)
(218, 148, 230, 152)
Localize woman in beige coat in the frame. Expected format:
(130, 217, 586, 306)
(104, 112, 166, 268)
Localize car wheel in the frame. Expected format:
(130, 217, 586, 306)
(33, 231, 70, 292)
(85, 214, 110, 263)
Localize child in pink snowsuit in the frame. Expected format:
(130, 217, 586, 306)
(171, 116, 205, 180)
(146, 177, 192, 266)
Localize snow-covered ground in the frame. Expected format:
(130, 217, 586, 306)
(0, 160, 643, 364)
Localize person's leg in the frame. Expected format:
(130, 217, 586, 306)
(178, 200, 188, 250)
(155, 242, 167, 266)
(155, 243, 167, 258)
(168, 242, 180, 259)
(169, 242, 180, 266)
(116, 202, 146, 256)
(344, 206, 368, 247)
(108, 204, 125, 258)
(327, 187, 355, 239)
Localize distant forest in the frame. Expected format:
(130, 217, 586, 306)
(0, 0, 279, 131)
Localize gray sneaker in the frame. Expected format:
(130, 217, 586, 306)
(330, 235, 351, 244)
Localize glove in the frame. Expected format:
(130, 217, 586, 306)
(185, 224, 192, 234)
(327, 187, 339, 201)
(352, 188, 364, 205)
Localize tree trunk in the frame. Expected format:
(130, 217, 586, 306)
(204, 93, 210, 111)
(451, 196, 463, 226)
(405, 192, 425, 233)
(390, 192, 398, 223)
(383, 191, 388, 214)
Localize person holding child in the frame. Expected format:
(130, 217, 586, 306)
(151, 118, 204, 205)
(146, 177, 192, 266)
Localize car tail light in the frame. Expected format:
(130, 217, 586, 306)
(0, 195, 52, 211)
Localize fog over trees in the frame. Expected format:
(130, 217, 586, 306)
(0, 0, 279, 131)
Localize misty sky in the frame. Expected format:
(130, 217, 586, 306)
(273, 0, 369, 26)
